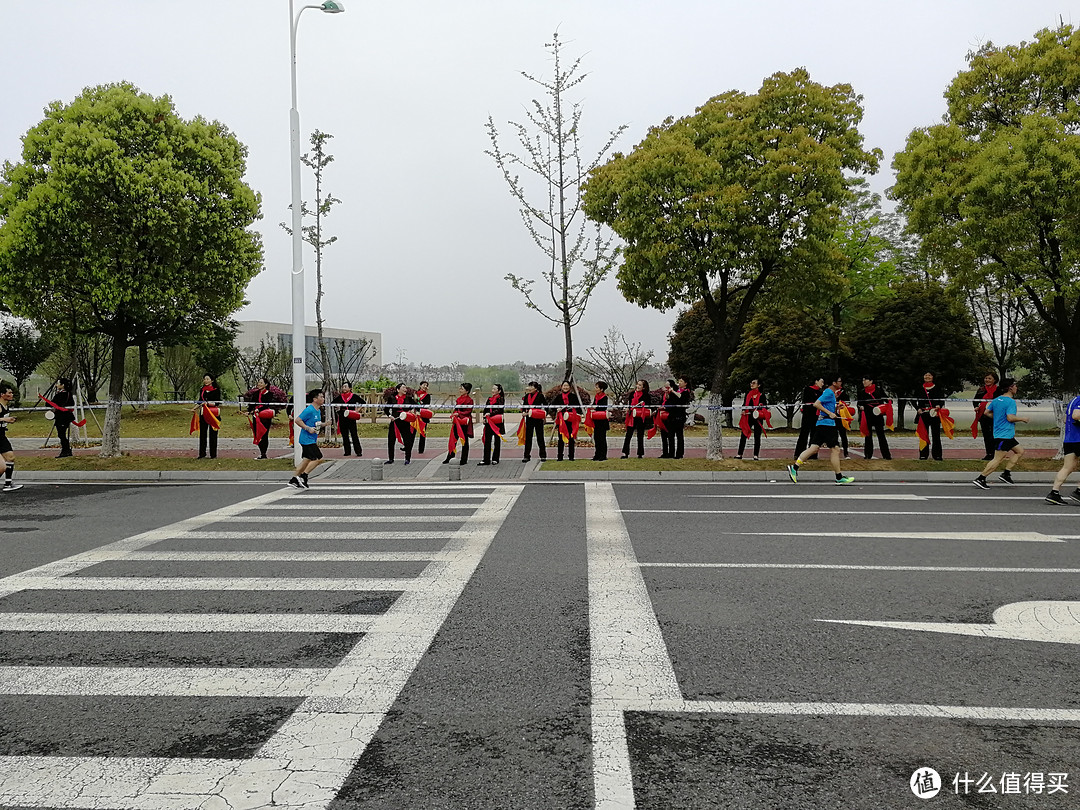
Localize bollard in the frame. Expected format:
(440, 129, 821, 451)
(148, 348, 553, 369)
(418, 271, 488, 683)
(448, 464, 461, 481)
(370, 458, 383, 481)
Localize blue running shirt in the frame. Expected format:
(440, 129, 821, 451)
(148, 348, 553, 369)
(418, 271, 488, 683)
(816, 387, 837, 426)
(1065, 395, 1080, 443)
(991, 395, 1017, 440)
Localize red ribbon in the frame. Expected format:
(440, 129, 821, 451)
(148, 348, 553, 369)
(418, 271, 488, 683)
(38, 394, 87, 427)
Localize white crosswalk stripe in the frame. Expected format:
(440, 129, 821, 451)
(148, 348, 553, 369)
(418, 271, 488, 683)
(0, 483, 524, 810)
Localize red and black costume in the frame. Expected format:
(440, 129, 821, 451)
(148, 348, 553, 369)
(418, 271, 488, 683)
(669, 385, 691, 459)
(332, 391, 366, 457)
(446, 392, 474, 465)
(520, 390, 548, 462)
(588, 390, 610, 461)
(556, 389, 585, 461)
(794, 381, 822, 459)
(858, 383, 892, 460)
(196, 383, 222, 459)
(242, 384, 285, 459)
(915, 382, 945, 461)
(736, 388, 770, 459)
(50, 388, 77, 458)
(480, 392, 505, 465)
(621, 389, 652, 458)
(972, 380, 998, 460)
(384, 389, 416, 463)
(416, 388, 432, 455)
(658, 388, 676, 459)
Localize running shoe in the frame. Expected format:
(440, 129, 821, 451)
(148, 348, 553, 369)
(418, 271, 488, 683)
(1071, 488, 1080, 504)
(1045, 491, 1066, 505)
(835, 476, 855, 485)
(2, 483, 24, 492)
(998, 470, 1015, 485)
(786, 464, 799, 483)
(972, 476, 989, 490)
(286, 477, 301, 489)
(298, 478, 310, 489)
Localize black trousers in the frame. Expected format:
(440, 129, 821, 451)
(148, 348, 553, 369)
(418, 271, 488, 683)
(340, 417, 362, 456)
(56, 419, 72, 456)
(917, 412, 942, 460)
(198, 418, 218, 458)
(660, 429, 673, 458)
(862, 413, 891, 459)
(387, 422, 414, 462)
(592, 423, 608, 460)
(622, 418, 646, 457)
(979, 414, 995, 457)
(482, 426, 502, 463)
(794, 411, 816, 458)
(671, 423, 685, 458)
(254, 416, 272, 458)
(557, 434, 576, 460)
(737, 419, 762, 457)
(523, 417, 547, 460)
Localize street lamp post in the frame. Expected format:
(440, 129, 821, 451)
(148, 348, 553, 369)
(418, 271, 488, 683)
(289, 0, 344, 466)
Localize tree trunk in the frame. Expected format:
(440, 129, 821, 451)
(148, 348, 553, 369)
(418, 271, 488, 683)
(1062, 323, 1080, 394)
(138, 343, 150, 409)
(563, 317, 573, 383)
(101, 338, 127, 457)
(706, 363, 727, 459)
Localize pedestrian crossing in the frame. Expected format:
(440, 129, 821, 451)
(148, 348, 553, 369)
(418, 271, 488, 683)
(0, 483, 523, 809)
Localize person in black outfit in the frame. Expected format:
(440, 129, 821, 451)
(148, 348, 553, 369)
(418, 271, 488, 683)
(621, 379, 652, 459)
(794, 376, 824, 459)
(416, 381, 432, 455)
(736, 378, 767, 460)
(658, 379, 677, 458)
(520, 380, 548, 462)
(591, 381, 610, 461)
(915, 371, 945, 461)
(195, 374, 222, 459)
(973, 372, 999, 461)
(242, 377, 284, 459)
(478, 384, 505, 465)
(51, 377, 77, 458)
(670, 377, 691, 459)
(554, 380, 585, 461)
(332, 382, 365, 457)
(857, 377, 891, 460)
(384, 383, 416, 465)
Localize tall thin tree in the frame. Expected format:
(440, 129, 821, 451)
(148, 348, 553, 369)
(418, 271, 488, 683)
(486, 32, 627, 382)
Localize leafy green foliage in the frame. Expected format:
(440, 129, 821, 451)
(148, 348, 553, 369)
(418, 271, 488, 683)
(0, 82, 263, 453)
(848, 280, 987, 397)
(0, 318, 54, 403)
(891, 24, 1080, 392)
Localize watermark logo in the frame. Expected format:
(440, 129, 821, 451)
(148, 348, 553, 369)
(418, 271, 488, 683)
(911, 768, 942, 799)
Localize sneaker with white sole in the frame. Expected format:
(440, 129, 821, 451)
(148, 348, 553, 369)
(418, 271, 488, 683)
(998, 470, 1015, 485)
(1046, 491, 1066, 505)
(287, 477, 301, 489)
(972, 476, 989, 490)
(1071, 488, 1080, 504)
(835, 476, 855, 485)
(2, 482, 23, 492)
(786, 464, 799, 483)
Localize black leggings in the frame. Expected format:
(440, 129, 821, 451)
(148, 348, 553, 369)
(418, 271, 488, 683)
(622, 418, 646, 457)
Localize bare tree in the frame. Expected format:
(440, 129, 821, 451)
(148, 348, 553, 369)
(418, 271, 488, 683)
(157, 344, 200, 399)
(967, 276, 1026, 379)
(575, 326, 653, 400)
(235, 334, 291, 392)
(281, 129, 340, 392)
(485, 32, 627, 382)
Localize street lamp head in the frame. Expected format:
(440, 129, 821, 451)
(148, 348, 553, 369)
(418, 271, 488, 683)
(320, 1, 345, 12)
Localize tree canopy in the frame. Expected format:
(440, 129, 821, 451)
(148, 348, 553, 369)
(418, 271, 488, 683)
(891, 24, 1080, 393)
(0, 82, 263, 454)
(583, 68, 879, 456)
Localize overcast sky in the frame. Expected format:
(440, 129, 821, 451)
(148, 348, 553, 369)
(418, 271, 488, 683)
(2, 1, 1075, 367)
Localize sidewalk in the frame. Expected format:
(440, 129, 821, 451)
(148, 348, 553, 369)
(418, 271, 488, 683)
(11, 434, 1067, 486)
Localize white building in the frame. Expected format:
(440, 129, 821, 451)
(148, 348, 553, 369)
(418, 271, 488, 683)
(235, 320, 382, 376)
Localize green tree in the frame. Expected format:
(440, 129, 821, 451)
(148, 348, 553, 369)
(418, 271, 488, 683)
(584, 69, 879, 457)
(0, 318, 54, 403)
(891, 24, 1080, 395)
(486, 33, 628, 383)
(192, 321, 241, 382)
(0, 82, 262, 455)
(848, 280, 987, 427)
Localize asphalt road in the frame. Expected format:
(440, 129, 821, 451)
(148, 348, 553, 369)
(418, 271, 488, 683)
(0, 480, 1076, 809)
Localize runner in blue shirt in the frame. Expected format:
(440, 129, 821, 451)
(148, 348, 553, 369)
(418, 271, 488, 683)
(787, 373, 854, 485)
(288, 389, 326, 490)
(1045, 392, 1080, 505)
(972, 378, 1028, 489)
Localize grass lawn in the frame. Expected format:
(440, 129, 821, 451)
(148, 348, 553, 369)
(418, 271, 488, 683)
(537, 457, 1064, 473)
(15, 455, 295, 472)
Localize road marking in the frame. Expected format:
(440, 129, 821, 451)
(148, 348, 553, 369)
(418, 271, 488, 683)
(821, 601, 1080, 645)
(118, 550, 441, 562)
(210, 514, 465, 523)
(0, 613, 379, 633)
(587, 482, 680, 810)
(725, 531, 1064, 543)
(416, 456, 446, 479)
(2, 576, 416, 591)
(310, 484, 496, 491)
(691, 493, 928, 500)
(181, 530, 453, 540)
(295, 493, 489, 500)
(0, 483, 525, 809)
(640, 563, 1080, 573)
(623, 509, 1076, 518)
(628, 699, 1080, 721)
(254, 503, 478, 510)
